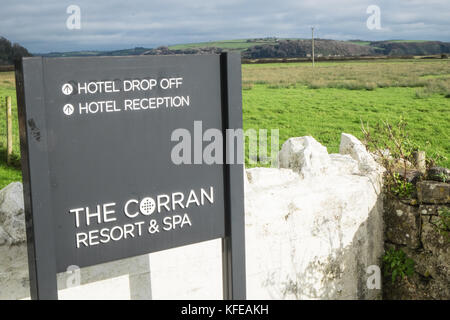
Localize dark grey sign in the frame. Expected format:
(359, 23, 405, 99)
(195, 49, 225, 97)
(15, 53, 245, 300)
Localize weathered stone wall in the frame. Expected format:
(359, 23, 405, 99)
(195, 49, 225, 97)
(0, 134, 385, 300)
(383, 172, 450, 299)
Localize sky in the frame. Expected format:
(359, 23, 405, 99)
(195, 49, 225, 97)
(1, 0, 449, 53)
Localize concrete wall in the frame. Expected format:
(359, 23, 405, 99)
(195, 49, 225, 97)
(0, 134, 385, 300)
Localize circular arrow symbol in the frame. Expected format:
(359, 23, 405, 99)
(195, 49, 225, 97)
(63, 104, 75, 116)
(62, 83, 74, 95)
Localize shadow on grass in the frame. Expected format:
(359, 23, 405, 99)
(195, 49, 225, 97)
(0, 146, 21, 169)
(0, 146, 22, 189)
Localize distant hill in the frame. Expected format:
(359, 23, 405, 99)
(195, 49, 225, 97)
(0, 37, 32, 65)
(369, 41, 450, 56)
(38, 46, 227, 58)
(40, 47, 151, 58)
(242, 39, 450, 59)
(32, 38, 450, 59)
(242, 39, 376, 59)
(135, 39, 450, 59)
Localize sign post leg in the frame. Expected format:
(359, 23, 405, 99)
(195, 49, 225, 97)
(15, 58, 58, 300)
(220, 52, 246, 300)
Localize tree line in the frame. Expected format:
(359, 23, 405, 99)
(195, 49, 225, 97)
(0, 37, 32, 65)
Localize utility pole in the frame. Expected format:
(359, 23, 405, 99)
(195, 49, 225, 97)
(311, 27, 315, 67)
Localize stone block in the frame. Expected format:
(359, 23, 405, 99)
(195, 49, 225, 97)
(417, 180, 450, 204)
(384, 197, 421, 249)
(427, 166, 450, 183)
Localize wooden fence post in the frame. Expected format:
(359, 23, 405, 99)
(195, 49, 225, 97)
(414, 150, 426, 173)
(6, 96, 12, 165)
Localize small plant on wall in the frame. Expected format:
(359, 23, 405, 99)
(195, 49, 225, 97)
(390, 172, 415, 199)
(432, 207, 450, 241)
(361, 117, 418, 199)
(383, 248, 415, 284)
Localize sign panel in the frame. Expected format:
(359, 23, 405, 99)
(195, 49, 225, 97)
(15, 53, 245, 299)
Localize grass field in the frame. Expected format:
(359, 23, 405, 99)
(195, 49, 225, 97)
(0, 58, 449, 189)
(0, 72, 21, 188)
(168, 38, 280, 51)
(242, 59, 450, 167)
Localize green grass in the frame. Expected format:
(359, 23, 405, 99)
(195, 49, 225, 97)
(348, 41, 372, 46)
(420, 74, 450, 79)
(243, 59, 450, 90)
(168, 38, 279, 51)
(242, 59, 450, 168)
(242, 84, 449, 168)
(387, 40, 429, 43)
(0, 72, 21, 188)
